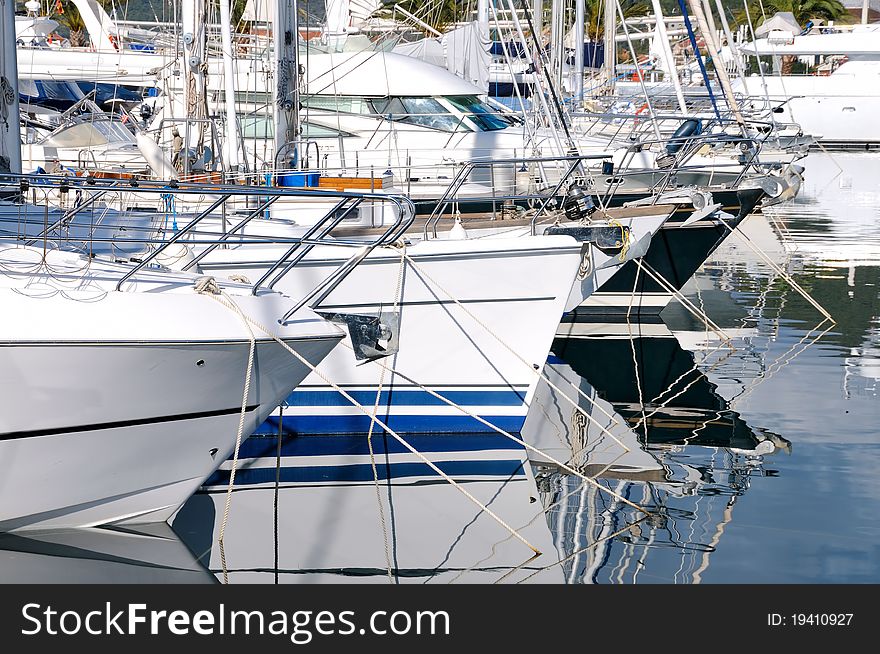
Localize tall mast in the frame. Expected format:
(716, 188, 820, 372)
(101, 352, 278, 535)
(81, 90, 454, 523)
(218, 0, 241, 175)
(182, 0, 208, 175)
(275, 0, 301, 170)
(550, 0, 563, 94)
(478, 0, 490, 40)
(650, 0, 687, 113)
(574, 0, 585, 102)
(0, 0, 21, 174)
(603, 0, 616, 92)
(686, 0, 745, 129)
(533, 0, 543, 40)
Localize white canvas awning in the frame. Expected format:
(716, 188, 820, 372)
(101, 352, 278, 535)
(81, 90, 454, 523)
(755, 12, 801, 37)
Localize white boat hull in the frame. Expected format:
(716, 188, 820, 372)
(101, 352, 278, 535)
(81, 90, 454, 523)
(199, 236, 582, 434)
(0, 337, 340, 531)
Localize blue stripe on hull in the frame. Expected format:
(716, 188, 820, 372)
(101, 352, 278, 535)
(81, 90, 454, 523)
(225, 433, 527, 459)
(253, 414, 527, 436)
(284, 388, 528, 407)
(204, 459, 526, 487)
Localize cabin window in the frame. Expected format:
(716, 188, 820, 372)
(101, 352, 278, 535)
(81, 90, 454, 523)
(301, 95, 373, 115)
(239, 115, 351, 139)
(371, 97, 468, 132)
(445, 95, 510, 131)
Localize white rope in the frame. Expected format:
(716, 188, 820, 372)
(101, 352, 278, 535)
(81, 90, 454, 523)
(351, 350, 651, 516)
(400, 251, 627, 443)
(194, 278, 256, 585)
(627, 319, 649, 442)
(635, 259, 734, 346)
(366, 245, 407, 584)
(218, 306, 545, 555)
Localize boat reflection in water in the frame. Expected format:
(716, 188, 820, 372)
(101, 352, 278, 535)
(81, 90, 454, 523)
(0, 524, 215, 583)
(172, 433, 565, 583)
(523, 319, 791, 583)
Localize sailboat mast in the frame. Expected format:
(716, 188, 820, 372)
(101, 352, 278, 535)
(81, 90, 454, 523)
(182, 0, 208, 175)
(478, 0, 490, 39)
(650, 0, 687, 113)
(686, 0, 745, 129)
(574, 0, 585, 102)
(275, 0, 301, 170)
(533, 0, 543, 38)
(0, 0, 21, 174)
(603, 0, 616, 91)
(219, 0, 241, 175)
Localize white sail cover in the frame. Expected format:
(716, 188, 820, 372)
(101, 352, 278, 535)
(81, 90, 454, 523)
(441, 21, 490, 92)
(70, 0, 117, 51)
(755, 12, 801, 37)
(324, 0, 387, 50)
(649, 28, 668, 74)
(563, 25, 582, 49)
(242, 0, 273, 23)
(349, 0, 386, 25)
(393, 22, 490, 92)
(393, 38, 446, 67)
(324, 0, 350, 50)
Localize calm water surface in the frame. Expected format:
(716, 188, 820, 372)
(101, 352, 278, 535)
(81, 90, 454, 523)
(2, 153, 877, 584)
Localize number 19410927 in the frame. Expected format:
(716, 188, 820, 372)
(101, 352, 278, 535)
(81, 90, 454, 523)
(768, 613, 853, 626)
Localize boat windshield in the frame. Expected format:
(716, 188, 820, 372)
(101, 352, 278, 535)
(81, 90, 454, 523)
(44, 117, 136, 148)
(371, 97, 468, 132)
(445, 95, 511, 131)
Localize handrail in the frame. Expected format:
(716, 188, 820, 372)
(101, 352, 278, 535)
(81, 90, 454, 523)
(252, 198, 361, 293)
(114, 195, 229, 291)
(181, 195, 280, 271)
(24, 183, 121, 247)
(2, 172, 416, 327)
(279, 197, 416, 323)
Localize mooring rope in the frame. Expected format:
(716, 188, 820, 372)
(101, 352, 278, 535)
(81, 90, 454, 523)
(399, 251, 627, 444)
(194, 276, 256, 585)
(204, 299, 545, 555)
(366, 244, 407, 583)
(345, 348, 651, 517)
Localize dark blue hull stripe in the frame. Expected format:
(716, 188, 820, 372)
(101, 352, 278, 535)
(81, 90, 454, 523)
(284, 388, 528, 407)
(226, 433, 526, 459)
(204, 459, 526, 487)
(253, 414, 526, 436)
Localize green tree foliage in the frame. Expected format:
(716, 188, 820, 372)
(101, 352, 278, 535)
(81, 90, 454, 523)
(394, 0, 462, 32)
(50, 1, 129, 47)
(580, 0, 651, 40)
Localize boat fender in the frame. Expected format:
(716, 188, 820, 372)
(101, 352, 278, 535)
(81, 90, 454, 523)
(666, 119, 703, 155)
